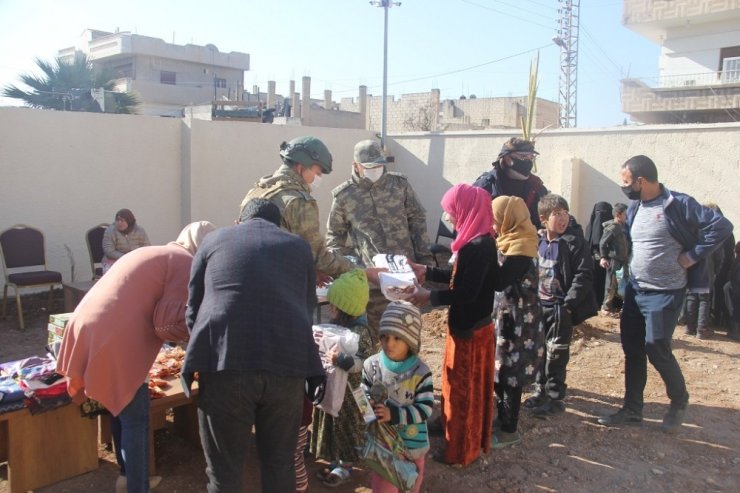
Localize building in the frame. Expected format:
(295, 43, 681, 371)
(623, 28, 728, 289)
(621, 0, 740, 124)
(59, 29, 250, 117)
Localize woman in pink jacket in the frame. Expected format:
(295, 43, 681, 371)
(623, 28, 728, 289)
(56, 221, 215, 493)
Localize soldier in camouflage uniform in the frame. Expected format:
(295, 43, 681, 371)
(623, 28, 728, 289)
(327, 139, 433, 342)
(240, 136, 354, 279)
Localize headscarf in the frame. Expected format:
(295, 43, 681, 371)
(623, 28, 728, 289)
(171, 221, 216, 255)
(584, 202, 613, 252)
(115, 208, 136, 234)
(491, 196, 538, 258)
(440, 184, 493, 254)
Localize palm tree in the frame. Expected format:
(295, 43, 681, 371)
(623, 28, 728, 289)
(2, 54, 138, 114)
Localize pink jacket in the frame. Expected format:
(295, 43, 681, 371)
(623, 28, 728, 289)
(56, 244, 192, 416)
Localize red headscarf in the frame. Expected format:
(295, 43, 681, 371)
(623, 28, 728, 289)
(440, 184, 493, 254)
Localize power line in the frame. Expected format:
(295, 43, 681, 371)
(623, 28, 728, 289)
(459, 0, 554, 30)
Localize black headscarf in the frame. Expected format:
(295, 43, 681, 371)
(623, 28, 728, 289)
(585, 202, 613, 253)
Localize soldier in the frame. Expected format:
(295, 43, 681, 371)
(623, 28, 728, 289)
(240, 136, 355, 280)
(327, 139, 433, 342)
(473, 137, 549, 229)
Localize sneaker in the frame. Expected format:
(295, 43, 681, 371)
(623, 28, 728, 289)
(696, 328, 713, 340)
(661, 403, 688, 434)
(490, 430, 522, 449)
(523, 392, 547, 409)
(532, 398, 565, 419)
(597, 407, 643, 426)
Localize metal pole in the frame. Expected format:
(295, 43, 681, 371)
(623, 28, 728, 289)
(381, 2, 389, 147)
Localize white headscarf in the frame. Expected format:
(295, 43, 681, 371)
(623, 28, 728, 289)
(171, 221, 216, 255)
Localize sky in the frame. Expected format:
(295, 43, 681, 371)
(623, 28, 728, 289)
(0, 0, 659, 128)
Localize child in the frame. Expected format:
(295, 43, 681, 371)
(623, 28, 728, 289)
(526, 194, 597, 417)
(410, 184, 498, 466)
(362, 301, 433, 493)
(599, 202, 630, 315)
(310, 269, 374, 487)
(490, 195, 544, 447)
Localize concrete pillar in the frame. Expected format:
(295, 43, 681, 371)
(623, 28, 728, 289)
(324, 90, 332, 110)
(301, 76, 311, 125)
(252, 85, 259, 102)
(267, 81, 276, 109)
(359, 85, 368, 130)
(289, 80, 295, 100)
(292, 92, 301, 119)
(431, 89, 441, 131)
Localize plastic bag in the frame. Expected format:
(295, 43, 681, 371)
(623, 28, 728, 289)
(616, 267, 626, 299)
(312, 324, 359, 417)
(361, 420, 419, 492)
(373, 254, 417, 301)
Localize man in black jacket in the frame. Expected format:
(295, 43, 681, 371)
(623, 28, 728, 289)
(473, 137, 549, 228)
(183, 199, 324, 493)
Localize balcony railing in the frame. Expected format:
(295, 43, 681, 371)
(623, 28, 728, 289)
(631, 71, 740, 89)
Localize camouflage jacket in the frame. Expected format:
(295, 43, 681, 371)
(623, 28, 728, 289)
(327, 170, 433, 268)
(241, 165, 353, 277)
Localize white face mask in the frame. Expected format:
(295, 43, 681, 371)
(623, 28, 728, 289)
(310, 172, 323, 191)
(363, 166, 384, 183)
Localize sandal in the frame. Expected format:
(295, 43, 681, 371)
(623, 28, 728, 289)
(315, 462, 337, 481)
(322, 465, 351, 487)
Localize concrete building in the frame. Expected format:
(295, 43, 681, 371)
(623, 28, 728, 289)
(621, 0, 740, 123)
(58, 29, 250, 117)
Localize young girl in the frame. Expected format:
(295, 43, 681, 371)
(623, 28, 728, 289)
(310, 269, 374, 487)
(490, 195, 544, 447)
(362, 300, 434, 493)
(410, 183, 499, 466)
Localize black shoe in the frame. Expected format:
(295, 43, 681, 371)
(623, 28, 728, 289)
(523, 392, 547, 409)
(597, 407, 643, 426)
(532, 398, 565, 419)
(661, 403, 688, 434)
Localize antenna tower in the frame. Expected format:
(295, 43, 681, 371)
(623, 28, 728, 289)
(555, 0, 580, 128)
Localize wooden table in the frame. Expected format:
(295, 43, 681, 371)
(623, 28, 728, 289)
(62, 280, 96, 312)
(0, 403, 98, 493)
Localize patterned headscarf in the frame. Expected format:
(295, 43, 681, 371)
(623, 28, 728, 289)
(491, 196, 538, 258)
(440, 184, 493, 254)
(172, 221, 216, 255)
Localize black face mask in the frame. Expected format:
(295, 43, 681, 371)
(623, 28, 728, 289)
(510, 158, 533, 177)
(621, 184, 642, 200)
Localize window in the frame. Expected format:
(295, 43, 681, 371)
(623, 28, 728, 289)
(215, 78, 227, 88)
(112, 62, 133, 78)
(160, 71, 176, 85)
(719, 46, 740, 83)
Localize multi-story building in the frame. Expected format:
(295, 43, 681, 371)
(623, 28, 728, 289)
(59, 29, 250, 117)
(621, 0, 740, 124)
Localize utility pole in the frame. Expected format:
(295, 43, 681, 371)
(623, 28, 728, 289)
(553, 0, 580, 128)
(370, 0, 401, 148)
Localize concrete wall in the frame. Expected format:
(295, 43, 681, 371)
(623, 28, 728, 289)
(1, 107, 738, 293)
(387, 124, 740, 239)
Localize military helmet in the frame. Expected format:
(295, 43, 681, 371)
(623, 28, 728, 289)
(279, 136, 333, 174)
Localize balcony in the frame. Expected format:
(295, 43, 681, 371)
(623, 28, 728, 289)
(623, 0, 740, 42)
(621, 70, 740, 123)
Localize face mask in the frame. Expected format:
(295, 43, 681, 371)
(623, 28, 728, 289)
(510, 158, 533, 177)
(363, 166, 384, 183)
(621, 184, 641, 200)
(309, 172, 323, 191)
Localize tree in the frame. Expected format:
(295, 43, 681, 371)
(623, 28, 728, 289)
(2, 54, 138, 114)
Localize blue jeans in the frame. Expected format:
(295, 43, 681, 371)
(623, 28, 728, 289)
(620, 283, 689, 413)
(111, 383, 151, 493)
(197, 370, 304, 493)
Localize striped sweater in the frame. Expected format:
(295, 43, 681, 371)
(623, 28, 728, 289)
(361, 352, 434, 458)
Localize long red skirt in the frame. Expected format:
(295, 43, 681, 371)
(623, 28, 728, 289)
(441, 322, 495, 466)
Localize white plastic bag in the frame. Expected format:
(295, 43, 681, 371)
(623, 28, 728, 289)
(312, 324, 360, 417)
(373, 254, 417, 301)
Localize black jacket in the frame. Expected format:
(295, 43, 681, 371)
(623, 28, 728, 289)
(539, 217, 598, 325)
(473, 164, 548, 229)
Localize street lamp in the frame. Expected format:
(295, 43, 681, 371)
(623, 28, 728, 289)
(370, 0, 401, 148)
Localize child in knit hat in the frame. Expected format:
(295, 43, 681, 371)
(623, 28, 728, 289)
(361, 300, 434, 493)
(310, 269, 374, 487)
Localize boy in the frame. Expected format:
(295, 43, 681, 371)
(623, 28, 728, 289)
(526, 194, 597, 417)
(599, 202, 630, 315)
(362, 301, 434, 493)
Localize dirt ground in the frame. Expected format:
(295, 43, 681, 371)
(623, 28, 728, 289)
(1, 291, 739, 492)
